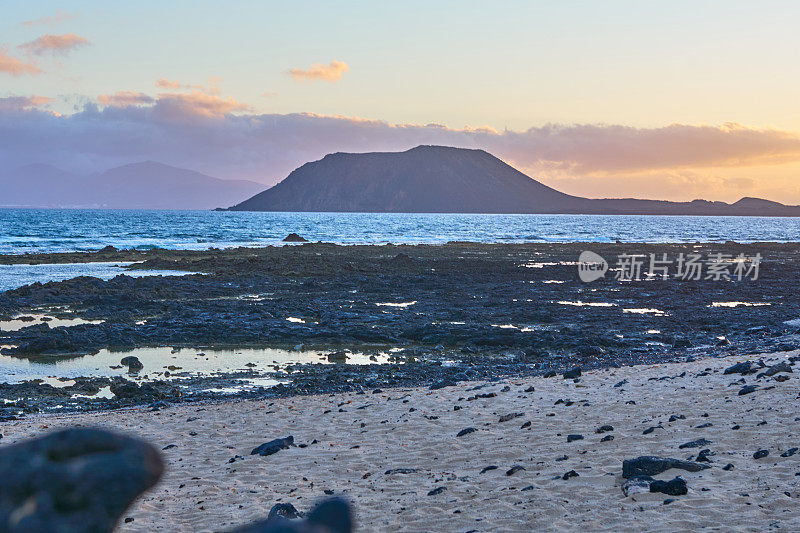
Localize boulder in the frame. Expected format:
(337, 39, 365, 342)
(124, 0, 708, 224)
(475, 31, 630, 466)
(0, 428, 163, 532)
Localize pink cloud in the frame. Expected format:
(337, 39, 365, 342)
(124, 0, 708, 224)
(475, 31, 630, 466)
(21, 9, 79, 27)
(0, 48, 41, 75)
(289, 60, 349, 82)
(154, 90, 251, 118)
(18, 33, 90, 56)
(97, 91, 155, 107)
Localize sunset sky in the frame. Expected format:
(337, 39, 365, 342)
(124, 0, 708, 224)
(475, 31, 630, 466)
(3, 1, 800, 202)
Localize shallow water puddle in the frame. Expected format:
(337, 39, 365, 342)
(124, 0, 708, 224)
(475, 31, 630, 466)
(623, 308, 668, 316)
(0, 346, 394, 386)
(375, 301, 417, 307)
(709, 301, 771, 308)
(557, 300, 617, 307)
(0, 313, 104, 332)
(0, 261, 198, 292)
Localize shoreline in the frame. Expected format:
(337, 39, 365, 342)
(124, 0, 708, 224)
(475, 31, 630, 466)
(2, 241, 800, 413)
(3, 350, 798, 531)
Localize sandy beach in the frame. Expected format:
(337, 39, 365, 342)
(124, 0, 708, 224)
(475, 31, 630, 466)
(3, 350, 799, 532)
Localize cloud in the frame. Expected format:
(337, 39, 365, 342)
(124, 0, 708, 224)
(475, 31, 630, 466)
(18, 33, 90, 56)
(0, 48, 41, 75)
(489, 123, 800, 175)
(97, 91, 155, 107)
(289, 60, 349, 82)
(154, 91, 251, 118)
(21, 9, 78, 27)
(155, 78, 183, 89)
(2, 102, 800, 202)
(0, 95, 53, 111)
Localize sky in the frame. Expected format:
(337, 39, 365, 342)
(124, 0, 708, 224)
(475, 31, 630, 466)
(2, 0, 800, 202)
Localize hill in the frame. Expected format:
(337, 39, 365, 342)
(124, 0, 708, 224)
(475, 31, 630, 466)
(230, 146, 800, 216)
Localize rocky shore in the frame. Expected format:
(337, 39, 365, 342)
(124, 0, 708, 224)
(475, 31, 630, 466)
(1, 242, 799, 413)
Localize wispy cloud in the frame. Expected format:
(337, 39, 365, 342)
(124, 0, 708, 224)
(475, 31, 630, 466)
(289, 60, 349, 82)
(18, 33, 90, 56)
(0, 48, 41, 75)
(21, 9, 78, 27)
(97, 91, 155, 107)
(0, 95, 52, 111)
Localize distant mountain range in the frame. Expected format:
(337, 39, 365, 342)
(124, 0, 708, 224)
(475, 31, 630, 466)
(231, 145, 800, 216)
(0, 162, 263, 210)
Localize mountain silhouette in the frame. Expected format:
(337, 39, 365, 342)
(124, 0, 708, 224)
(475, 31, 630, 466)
(231, 145, 800, 215)
(0, 162, 263, 210)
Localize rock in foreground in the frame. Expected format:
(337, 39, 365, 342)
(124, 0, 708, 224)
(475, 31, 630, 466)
(0, 428, 164, 533)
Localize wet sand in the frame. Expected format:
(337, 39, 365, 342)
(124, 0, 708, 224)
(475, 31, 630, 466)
(3, 350, 799, 532)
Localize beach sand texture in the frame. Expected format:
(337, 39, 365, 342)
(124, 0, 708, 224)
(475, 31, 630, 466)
(3, 351, 799, 532)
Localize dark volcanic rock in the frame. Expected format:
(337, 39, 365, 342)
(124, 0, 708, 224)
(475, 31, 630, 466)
(457, 427, 478, 437)
(724, 361, 760, 375)
(563, 367, 581, 379)
(622, 456, 710, 478)
(283, 233, 308, 243)
(0, 428, 163, 533)
(567, 434, 584, 443)
(251, 436, 295, 456)
(650, 476, 688, 496)
(268, 503, 301, 520)
(229, 497, 352, 533)
(753, 449, 770, 459)
(679, 438, 712, 449)
(756, 361, 792, 379)
(120, 356, 143, 371)
(738, 385, 758, 395)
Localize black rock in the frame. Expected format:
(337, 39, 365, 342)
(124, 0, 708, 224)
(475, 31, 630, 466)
(724, 361, 758, 375)
(672, 339, 692, 349)
(567, 434, 584, 443)
(543, 371, 557, 378)
(268, 503, 301, 521)
(562, 470, 579, 480)
(385, 468, 418, 475)
(120, 355, 144, 371)
(283, 233, 308, 242)
(668, 414, 686, 422)
(781, 448, 798, 458)
(753, 449, 770, 459)
(738, 385, 758, 395)
(457, 427, 478, 437)
(480, 465, 498, 474)
(499, 412, 524, 423)
(650, 476, 687, 496)
(563, 367, 582, 379)
(506, 465, 526, 476)
(600, 435, 614, 442)
(596, 425, 614, 433)
(622, 456, 711, 478)
(229, 498, 352, 533)
(251, 436, 295, 456)
(427, 486, 447, 496)
(722, 463, 734, 470)
(679, 438, 712, 449)
(756, 361, 793, 379)
(613, 379, 628, 388)
(0, 428, 163, 532)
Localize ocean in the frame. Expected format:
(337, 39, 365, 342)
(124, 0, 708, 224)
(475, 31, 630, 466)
(3, 209, 800, 255)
